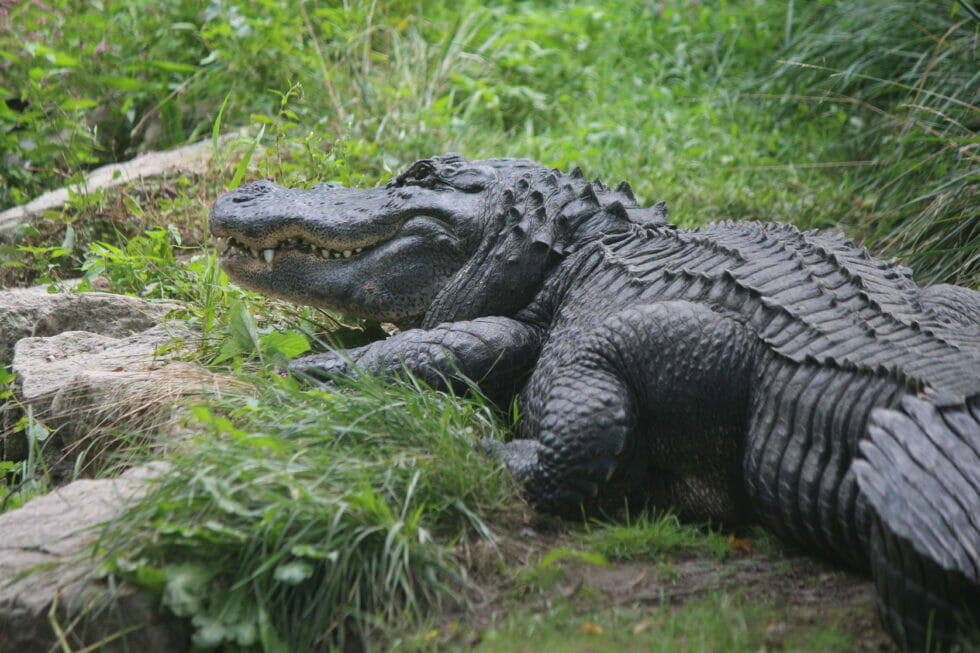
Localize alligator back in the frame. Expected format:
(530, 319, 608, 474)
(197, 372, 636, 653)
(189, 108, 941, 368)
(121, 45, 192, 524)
(586, 221, 979, 398)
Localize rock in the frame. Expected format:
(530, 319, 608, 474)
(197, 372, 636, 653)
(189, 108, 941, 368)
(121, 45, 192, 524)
(0, 464, 189, 652)
(13, 324, 193, 401)
(0, 286, 180, 365)
(7, 324, 240, 477)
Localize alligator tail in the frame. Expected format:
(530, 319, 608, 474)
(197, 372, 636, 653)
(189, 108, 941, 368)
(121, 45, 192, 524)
(853, 394, 980, 649)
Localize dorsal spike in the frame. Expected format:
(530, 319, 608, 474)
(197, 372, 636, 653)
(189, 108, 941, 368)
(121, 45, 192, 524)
(578, 184, 598, 203)
(615, 181, 636, 203)
(570, 166, 584, 180)
(604, 200, 629, 221)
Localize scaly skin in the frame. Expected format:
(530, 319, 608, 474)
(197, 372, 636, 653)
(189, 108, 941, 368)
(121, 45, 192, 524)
(210, 154, 980, 649)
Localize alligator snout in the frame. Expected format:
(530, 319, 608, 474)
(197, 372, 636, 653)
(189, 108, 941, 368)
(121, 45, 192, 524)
(207, 156, 492, 325)
(210, 180, 287, 237)
(210, 181, 294, 244)
(209, 176, 446, 260)
(210, 179, 369, 246)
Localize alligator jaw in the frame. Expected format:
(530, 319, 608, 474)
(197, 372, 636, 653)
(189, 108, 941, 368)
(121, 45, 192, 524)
(213, 233, 379, 267)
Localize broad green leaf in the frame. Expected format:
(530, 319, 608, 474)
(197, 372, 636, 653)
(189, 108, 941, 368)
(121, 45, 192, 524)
(91, 75, 153, 91)
(227, 300, 261, 357)
(260, 331, 310, 358)
(144, 60, 199, 74)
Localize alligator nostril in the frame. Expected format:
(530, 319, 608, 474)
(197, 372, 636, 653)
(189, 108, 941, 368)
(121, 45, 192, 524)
(224, 179, 279, 204)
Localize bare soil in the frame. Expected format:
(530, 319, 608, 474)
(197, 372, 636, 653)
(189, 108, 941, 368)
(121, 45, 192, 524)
(448, 514, 896, 651)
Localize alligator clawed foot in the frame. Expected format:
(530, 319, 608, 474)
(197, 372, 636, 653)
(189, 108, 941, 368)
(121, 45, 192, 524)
(475, 438, 545, 484)
(474, 438, 503, 458)
(287, 352, 353, 385)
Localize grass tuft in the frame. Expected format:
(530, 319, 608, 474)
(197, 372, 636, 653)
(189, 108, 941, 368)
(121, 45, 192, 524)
(763, 0, 978, 285)
(96, 372, 518, 649)
(580, 509, 731, 562)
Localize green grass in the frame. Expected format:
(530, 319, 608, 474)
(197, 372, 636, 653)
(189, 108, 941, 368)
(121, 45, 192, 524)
(579, 510, 731, 562)
(95, 372, 518, 649)
(470, 592, 856, 653)
(762, 0, 979, 285)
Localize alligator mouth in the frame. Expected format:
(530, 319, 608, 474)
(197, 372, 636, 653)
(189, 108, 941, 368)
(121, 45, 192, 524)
(215, 234, 385, 265)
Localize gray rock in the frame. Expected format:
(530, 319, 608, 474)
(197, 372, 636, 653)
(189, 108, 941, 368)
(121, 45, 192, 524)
(7, 324, 239, 477)
(0, 464, 189, 652)
(13, 323, 192, 401)
(0, 286, 180, 366)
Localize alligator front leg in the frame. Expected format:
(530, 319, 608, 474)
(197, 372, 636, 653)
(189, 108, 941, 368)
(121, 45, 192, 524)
(289, 316, 543, 401)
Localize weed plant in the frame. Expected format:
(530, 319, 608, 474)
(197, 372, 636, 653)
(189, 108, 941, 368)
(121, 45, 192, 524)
(0, 398, 53, 513)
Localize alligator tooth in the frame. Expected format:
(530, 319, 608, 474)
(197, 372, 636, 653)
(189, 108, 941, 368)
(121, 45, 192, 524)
(355, 247, 363, 254)
(332, 251, 342, 259)
(250, 248, 259, 258)
(342, 250, 352, 258)
(263, 248, 275, 264)
(321, 249, 330, 258)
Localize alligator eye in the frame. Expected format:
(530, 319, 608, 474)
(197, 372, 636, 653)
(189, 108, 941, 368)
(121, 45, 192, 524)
(400, 161, 437, 186)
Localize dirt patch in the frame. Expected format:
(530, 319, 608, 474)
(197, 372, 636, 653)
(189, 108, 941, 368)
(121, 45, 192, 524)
(573, 553, 889, 650)
(451, 517, 895, 651)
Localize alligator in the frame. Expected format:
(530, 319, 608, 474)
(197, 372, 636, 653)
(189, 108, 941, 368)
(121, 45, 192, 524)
(210, 153, 980, 649)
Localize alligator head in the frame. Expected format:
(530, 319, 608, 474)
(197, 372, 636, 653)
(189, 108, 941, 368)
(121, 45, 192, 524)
(209, 153, 667, 328)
